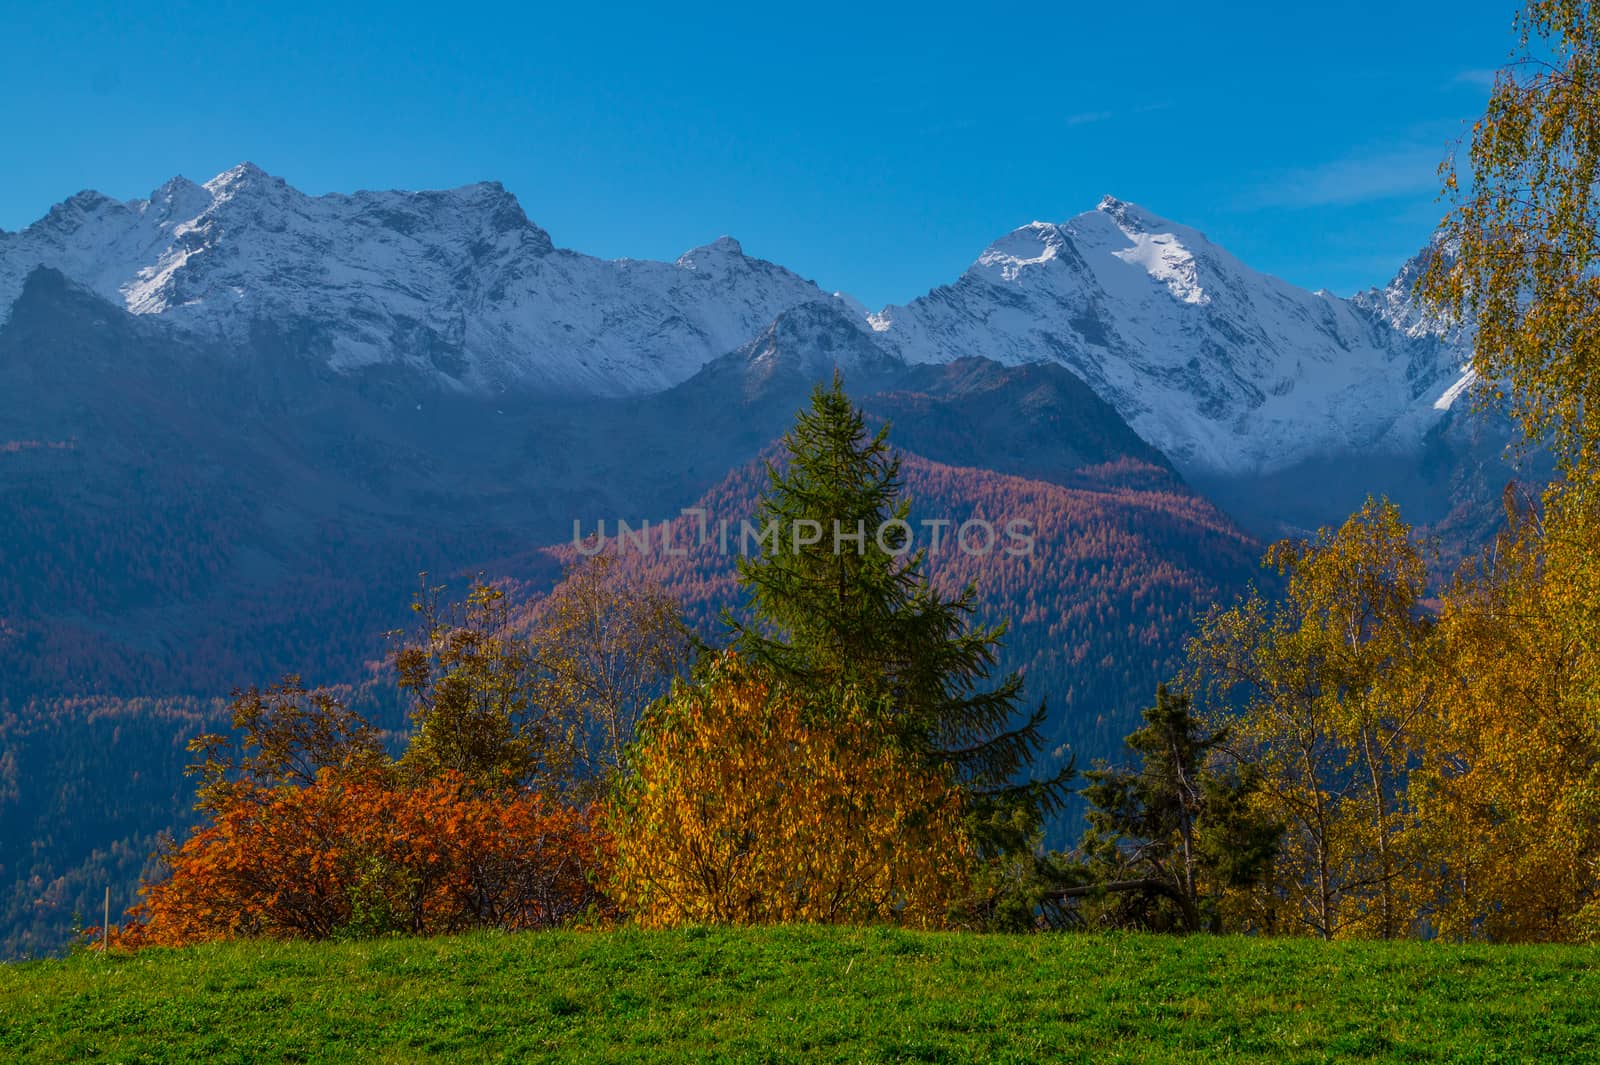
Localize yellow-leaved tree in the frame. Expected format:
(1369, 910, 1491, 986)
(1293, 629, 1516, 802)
(1414, 0, 1600, 940)
(607, 653, 972, 929)
(1186, 498, 1434, 940)
(1412, 489, 1600, 942)
(1423, 0, 1600, 714)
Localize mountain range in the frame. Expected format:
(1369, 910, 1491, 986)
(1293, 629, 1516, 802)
(0, 165, 1528, 956)
(1, 163, 1478, 478)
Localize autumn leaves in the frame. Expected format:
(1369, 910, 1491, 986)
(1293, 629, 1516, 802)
(1176, 495, 1600, 940)
(1129, 0, 1600, 942)
(106, 374, 1062, 947)
(113, 772, 610, 947)
(608, 654, 971, 929)
(106, 565, 685, 947)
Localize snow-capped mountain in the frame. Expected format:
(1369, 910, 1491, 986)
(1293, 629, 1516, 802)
(865, 198, 1473, 476)
(0, 166, 1474, 476)
(0, 163, 832, 395)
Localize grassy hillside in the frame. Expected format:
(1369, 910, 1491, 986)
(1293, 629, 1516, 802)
(3, 927, 1595, 1063)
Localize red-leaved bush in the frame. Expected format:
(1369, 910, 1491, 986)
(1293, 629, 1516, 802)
(110, 770, 612, 948)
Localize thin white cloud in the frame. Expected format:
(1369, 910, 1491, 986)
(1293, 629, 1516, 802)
(1065, 102, 1169, 128)
(1065, 110, 1115, 127)
(1254, 145, 1452, 208)
(1453, 68, 1499, 89)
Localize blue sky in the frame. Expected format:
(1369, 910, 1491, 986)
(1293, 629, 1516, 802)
(1, 0, 1515, 309)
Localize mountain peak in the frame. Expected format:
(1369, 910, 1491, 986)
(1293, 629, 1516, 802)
(202, 162, 295, 206)
(6, 266, 149, 341)
(0, 171, 830, 395)
(676, 235, 746, 270)
(722, 298, 904, 395)
(429, 179, 518, 205)
(149, 174, 212, 220)
(29, 189, 125, 237)
(1093, 196, 1179, 236)
(1350, 239, 1463, 339)
(154, 173, 204, 196)
(971, 221, 1069, 281)
(416, 180, 548, 246)
(17, 264, 82, 301)
(204, 160, 271, 187)
(873, 204, 1469, 476)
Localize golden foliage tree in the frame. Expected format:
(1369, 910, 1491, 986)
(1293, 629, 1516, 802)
(1411, 490, 1600, 941)
(1413, 1, 1600, 940)
(1427, 0, 1600, 702)
(607, 653, 971, 928)
(1186, 499, 1433, 939)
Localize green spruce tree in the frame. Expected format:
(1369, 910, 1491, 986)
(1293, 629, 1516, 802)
(728, 372, 1072, 827)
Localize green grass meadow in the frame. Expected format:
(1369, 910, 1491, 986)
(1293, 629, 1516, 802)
(3, 926, 1596, 1063)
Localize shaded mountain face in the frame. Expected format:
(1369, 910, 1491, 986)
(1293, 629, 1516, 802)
(0, 270, 1199, 701)
(1190, 402, 1542, 554)
(862, 356, 1180, 492)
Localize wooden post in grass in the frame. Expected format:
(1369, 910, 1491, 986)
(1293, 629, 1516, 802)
(103, 887, 110, 953)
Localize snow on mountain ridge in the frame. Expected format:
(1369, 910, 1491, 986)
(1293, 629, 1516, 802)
(0, 167, 1474, 476)
(675, 235, 746, 269)
(971, 221, 1067, 281)
(866, 200, 1473, 476)
(0, 164, 826, 394)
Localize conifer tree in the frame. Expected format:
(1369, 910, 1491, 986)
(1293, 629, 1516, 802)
(1068, 685, 1279, 932)
(728, 372, 1071, 826)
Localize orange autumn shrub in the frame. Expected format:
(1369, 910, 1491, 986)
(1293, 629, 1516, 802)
(112, 771, 611, 948)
